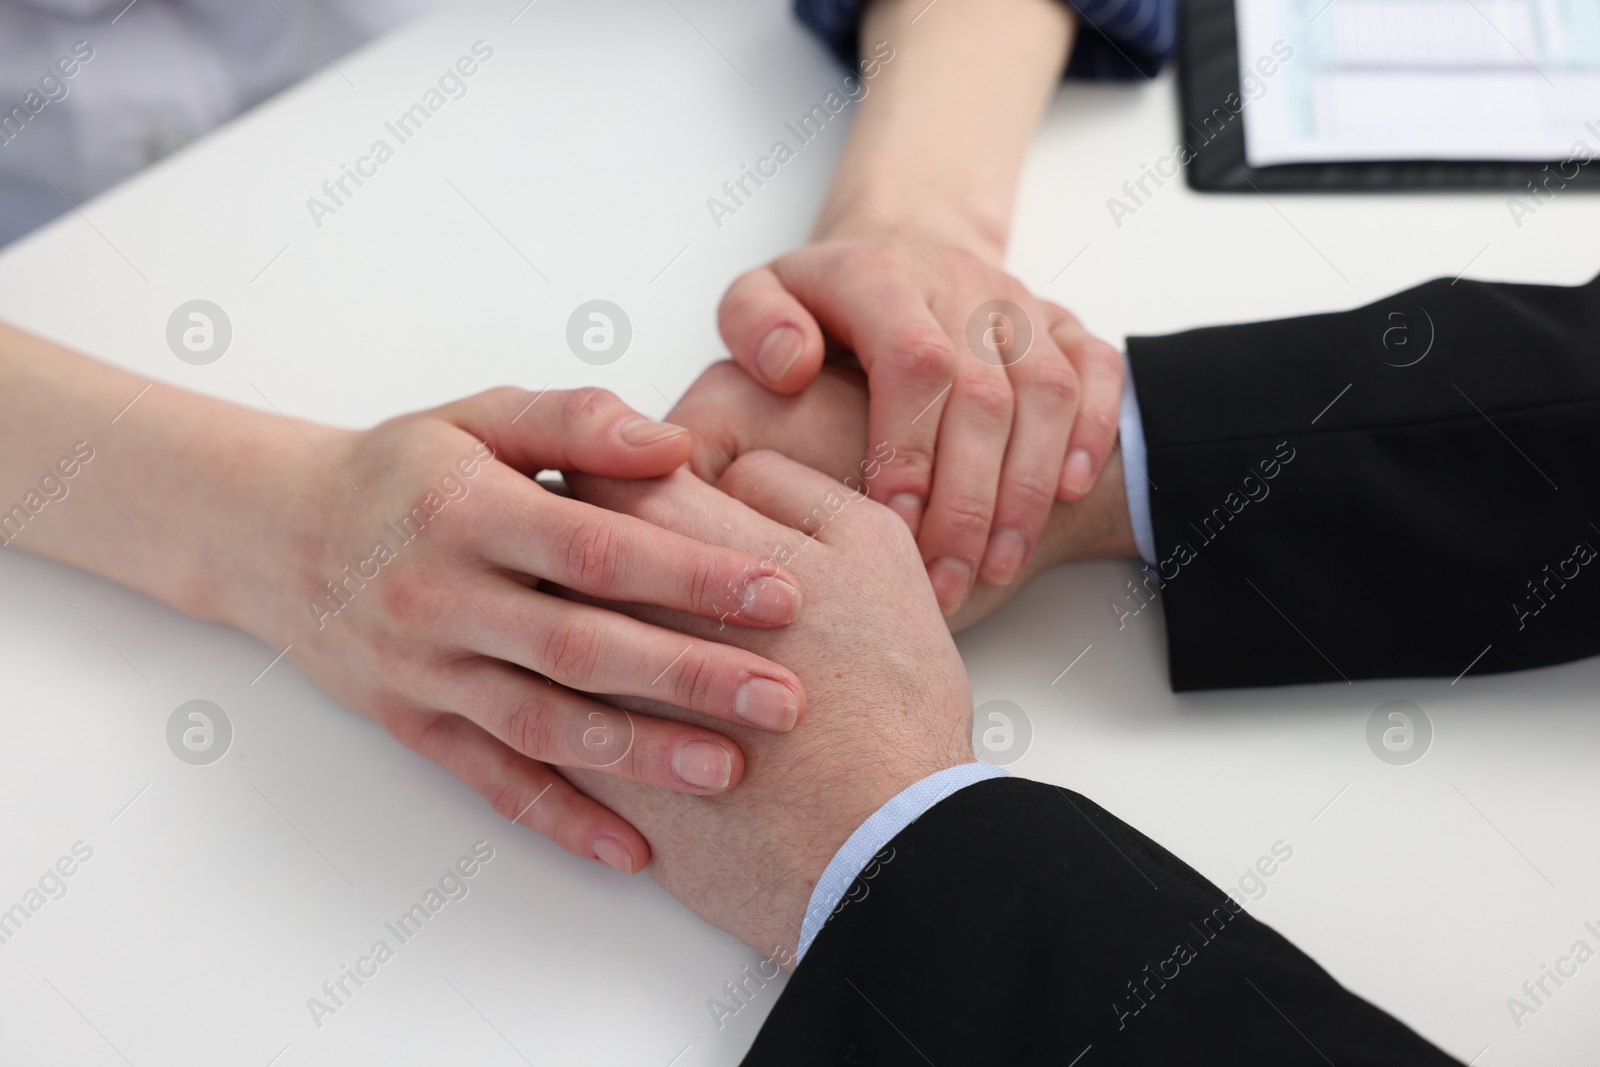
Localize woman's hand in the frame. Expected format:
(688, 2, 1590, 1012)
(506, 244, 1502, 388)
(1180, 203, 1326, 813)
(665, 359, 1137, 634)
(711, 0, 1114, 615)
(718, 230, 1122, 615)
(230, 387, 811, 875)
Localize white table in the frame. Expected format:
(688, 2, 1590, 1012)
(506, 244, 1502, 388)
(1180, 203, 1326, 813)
(1, 1, 1596, 1063)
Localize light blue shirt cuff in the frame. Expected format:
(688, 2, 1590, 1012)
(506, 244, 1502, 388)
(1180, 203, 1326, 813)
(796, 761, 1011, 962)
(1119, 352, 1157, 565)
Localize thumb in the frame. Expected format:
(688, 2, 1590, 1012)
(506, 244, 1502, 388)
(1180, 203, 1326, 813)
(448, 386, 692, 479)
(718, 265, 826, 394)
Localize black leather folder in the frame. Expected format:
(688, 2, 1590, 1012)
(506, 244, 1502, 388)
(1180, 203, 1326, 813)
(1180, 0, 1600, 192)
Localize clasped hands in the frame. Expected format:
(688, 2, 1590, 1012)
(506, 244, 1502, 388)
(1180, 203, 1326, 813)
(236, 239, 1129, 956)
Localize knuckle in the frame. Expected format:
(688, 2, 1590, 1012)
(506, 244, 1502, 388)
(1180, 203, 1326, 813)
(1081, 408, 1118, 448)
(938, 248, 989, 287)
(561, 386, 620, 426)
(670, 648, 720, 711)
(539, 618, 605, 683)
(1082, 335, 1123, 367)
(621, 730, 657, 786)
(880, 329, 956, 384)
(1004, 470, 1058, 516)
(718, 283, 771, 330)
(561, 518, 623, 591)
(486, 774, 545, 825)
(688, 551, 728, 616)
(479, 385, 525, 414)
(1023, 359, 1080, 407)
(936, 494, 997, 543)
(853, 243, 906, 276)
(380, 704, 442, 751)
(501, 690, 562, 760)
(728, 449, 780, 484)
(956, 373, 1015, 424)
(881, 443, 934, 484)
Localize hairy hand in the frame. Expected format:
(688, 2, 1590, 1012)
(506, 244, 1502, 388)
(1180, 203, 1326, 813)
(559, 455, 974, 959)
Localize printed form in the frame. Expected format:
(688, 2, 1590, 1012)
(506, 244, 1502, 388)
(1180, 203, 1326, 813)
(1235, 0, 1600, 164)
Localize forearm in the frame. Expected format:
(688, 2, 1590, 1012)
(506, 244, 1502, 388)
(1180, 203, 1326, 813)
(814, 0, 1075, 259)
(0, 319, 324, 633)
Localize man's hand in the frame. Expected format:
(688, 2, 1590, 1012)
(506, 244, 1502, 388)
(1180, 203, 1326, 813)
(719, 237, 1123, 614)
(669, 361, 1139, 634)
(560, 456, 975, 960)
(231, 388, 812, 876)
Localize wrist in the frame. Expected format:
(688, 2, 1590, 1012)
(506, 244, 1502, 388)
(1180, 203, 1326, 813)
(734, 736, 970, 964)
(1040, 445, 1138, 567)
(813, 181, 1011, 265)
(200, 417, 353, 646)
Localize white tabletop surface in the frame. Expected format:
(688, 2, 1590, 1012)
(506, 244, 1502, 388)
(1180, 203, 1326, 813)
(1, 1, 1597, 1064)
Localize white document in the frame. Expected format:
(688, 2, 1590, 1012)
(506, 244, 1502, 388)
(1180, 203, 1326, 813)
(1235, 0, 1600, 165)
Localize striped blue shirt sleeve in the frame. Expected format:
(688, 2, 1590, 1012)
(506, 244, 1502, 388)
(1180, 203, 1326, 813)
(794, 0, 1176, 81)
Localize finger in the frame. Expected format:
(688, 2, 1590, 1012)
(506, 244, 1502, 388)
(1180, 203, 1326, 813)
(474, 473, 802, 628)
(426, 659, 747, 796)
(980, 317, 1078, 586)
(670, 361, 874, 486)
(714, 450, 890, 547)
(718, 266, 827, 393)
(454, 576, 802, 732)
(384, 708, 651, 872)
(769, 250, 957, 533)
(448, 386, 692, 480)
(565, 466, 794, 557)
(666, 362, 746, 483)
(1044, 306, 1125, 500)
(915, 359, 1013, 613)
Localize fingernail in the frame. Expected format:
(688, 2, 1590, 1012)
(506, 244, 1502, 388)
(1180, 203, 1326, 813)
(620, 417, 688, 447)
(673, 740, 733, 791)
(983, 529, 1028, 586)
(736, 677, 799, 731)
(740, 574, 801, 625)
(888, 492, 924, 534)
(929, 557, 973, 614)
(755, 325, 804, 383)
(1062, 449, 1094, 497)
(593, 836, 634, 874)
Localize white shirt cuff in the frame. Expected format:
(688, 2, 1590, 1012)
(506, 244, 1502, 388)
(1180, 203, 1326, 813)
(796, 761, 1011, 962)
(1119, 352, 1157, 565)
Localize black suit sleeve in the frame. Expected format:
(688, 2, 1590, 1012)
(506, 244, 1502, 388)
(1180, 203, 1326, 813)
(744, 777, 1457, 1066)
(1125, 273, 1600, 691)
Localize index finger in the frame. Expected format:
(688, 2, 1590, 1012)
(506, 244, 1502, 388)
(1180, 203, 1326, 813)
(474, 468, 803, 629)
(770, 251, 956, 535)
